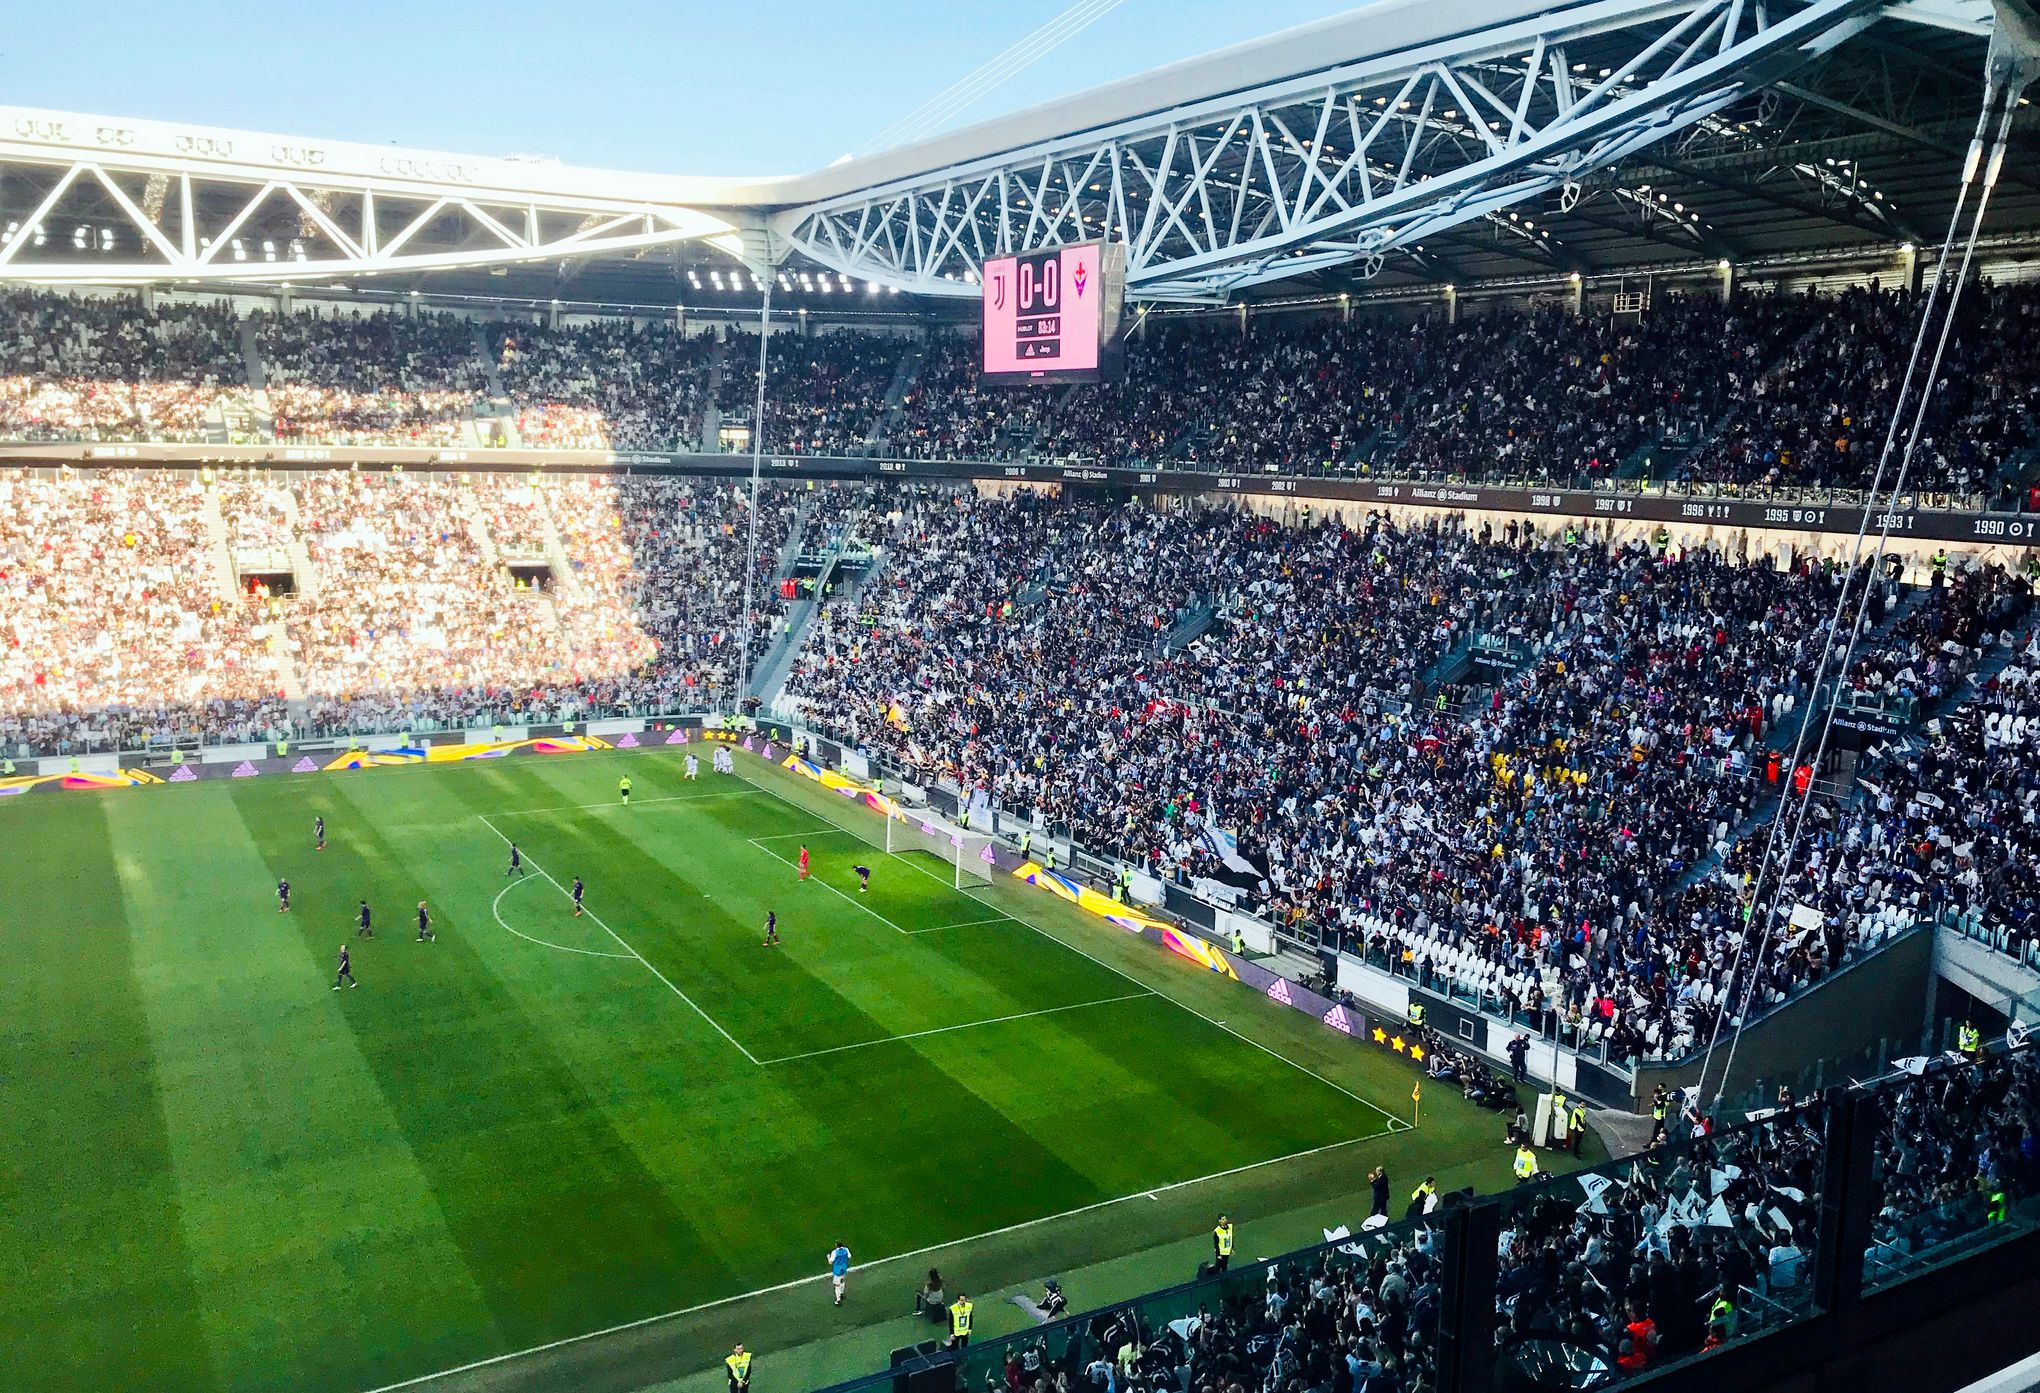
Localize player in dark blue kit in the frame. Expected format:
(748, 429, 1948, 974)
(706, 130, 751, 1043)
(854, 864, 871, 894)
(507, 842, 526, 876)
(763, 910, 779, 946)
(572, 876, 585, 917)
(334, 944, 356, 989)
(357, 900, 373, 937)
(314, 815, 325, 852)
(277, 878, 291, 913)
(416, 901, 435, 942)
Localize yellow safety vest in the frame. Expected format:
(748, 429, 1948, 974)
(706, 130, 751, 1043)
(949, 1298, 973, 1337)
(1411, 1180, 1437, 1205)
(1215, 1223, 1234, 1256)
(1959, 1025, 1981, 1052)
(725, 1352, 752, 1382)
(1514, 1148, 1538, 1180)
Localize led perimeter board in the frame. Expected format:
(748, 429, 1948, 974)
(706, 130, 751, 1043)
(981, 240, 1126, 386)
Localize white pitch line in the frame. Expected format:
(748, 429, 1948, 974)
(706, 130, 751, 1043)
(747, 827, 853, 843)
(352, 1124, 1394, 1393)
(925, 913, 1020, 931)
(489, 787, 772, 818)
(758, 990, 1154, 1064)
(490, 876, 634, 960)
(871, 819, 1406, 1131)
(476, 814, 763, 1066)
(746, 837, 950, 935)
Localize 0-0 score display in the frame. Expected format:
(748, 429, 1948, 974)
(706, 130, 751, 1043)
(980, 241, 1125, 386)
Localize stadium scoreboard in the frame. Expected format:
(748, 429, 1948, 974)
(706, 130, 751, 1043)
(981, 240, 1126, 386)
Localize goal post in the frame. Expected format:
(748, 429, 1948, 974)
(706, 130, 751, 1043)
(885, 810, 996, 888)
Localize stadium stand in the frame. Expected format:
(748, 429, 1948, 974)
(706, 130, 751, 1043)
(718, 330, 906, 456)
(257, 307, 491, 446)
(492, 318, 715, 450)
(778, 495, 2040, 1050)
(3, 286, 2039, 502)
(0, 289, 246, 443)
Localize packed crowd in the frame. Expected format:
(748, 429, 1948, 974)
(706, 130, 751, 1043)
(1687, 282, 2040, 496)
(493, 318, 714, 450)
(259, 308, 490, 446)
(886, 283, 2040, 498)
(1495, 1099, 1830, 1376)
(0, 470, 286, 753)
(1865, 1048, 2040, 1284)
(719, 330, 905, 456)
(781, 495, 2039, 1061)
(964, 1216, 1442, 1393)
(0, 290, 246, 443)
(4, 284, 2039, 496)
(0, 465, 809, 753)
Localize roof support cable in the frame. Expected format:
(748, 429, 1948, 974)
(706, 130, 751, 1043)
(1689, 77, 2024, 1112)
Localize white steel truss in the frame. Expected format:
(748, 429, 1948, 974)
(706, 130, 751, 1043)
(777, 0, 1898, 300)
(0, 112, 737, 284)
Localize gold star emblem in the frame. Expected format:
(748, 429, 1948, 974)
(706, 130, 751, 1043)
(1372, 1026, 1388, 1044)
(1391, 1035, 1407, 1053)
(1409, 1043, 1426, 1062)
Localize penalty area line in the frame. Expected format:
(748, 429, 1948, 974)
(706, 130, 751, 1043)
(755, 990, 1154, 1064)
(351, 1122, 1397, 1393)
(489, 787, 773, 818)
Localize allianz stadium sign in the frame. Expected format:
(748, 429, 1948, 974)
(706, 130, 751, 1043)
(2, 441, 2035, 546)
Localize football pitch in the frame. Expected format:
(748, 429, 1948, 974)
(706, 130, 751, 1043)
(0, 747, 1541, 1393)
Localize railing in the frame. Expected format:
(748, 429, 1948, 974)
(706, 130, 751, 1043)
(809, 1046, 2040, 1393)
(4, 699, 736, 763)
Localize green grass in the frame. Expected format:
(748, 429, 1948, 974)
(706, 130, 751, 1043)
(0, 748, 1585, 1393)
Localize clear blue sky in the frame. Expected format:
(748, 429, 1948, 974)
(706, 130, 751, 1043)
(6, 0, 1354, 175)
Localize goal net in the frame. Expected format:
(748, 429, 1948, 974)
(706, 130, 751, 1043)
(885, 811, 998, 889)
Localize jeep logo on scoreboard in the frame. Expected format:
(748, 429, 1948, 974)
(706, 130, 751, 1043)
(979, 241, 1125, 388)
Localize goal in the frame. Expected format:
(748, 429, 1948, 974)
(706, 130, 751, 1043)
(885, 811, 998, 889)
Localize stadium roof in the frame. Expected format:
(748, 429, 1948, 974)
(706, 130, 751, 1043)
(0, 0, 2034, 310)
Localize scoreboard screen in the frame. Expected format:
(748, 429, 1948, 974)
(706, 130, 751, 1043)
(980, 240, 1125, 386)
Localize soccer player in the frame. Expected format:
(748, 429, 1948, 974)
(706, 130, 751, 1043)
(334, 944, 357, 990)
(507, 842, 526, 876)
(685, 754, 699, 780)
(763, 911, 779, 946)
(277, 877, 291, 913)
(854, 864, 871, 894)
(619, 774, 632, 806)
(797, 845, 810, 882)
(572, 876, 585, 917)
(416, 901, 435, 942)
(828, 1242, 852, 1305)
(356, 900, 373, 937)
(314, 815, 325, 852)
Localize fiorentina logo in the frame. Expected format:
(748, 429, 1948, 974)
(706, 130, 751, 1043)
(1072, 260, 1088, 298)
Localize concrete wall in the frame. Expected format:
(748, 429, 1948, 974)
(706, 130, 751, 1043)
(1633, 925, 1935, 1105)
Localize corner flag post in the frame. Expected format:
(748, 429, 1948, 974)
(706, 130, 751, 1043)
(1412, 1079, 1421, 1128)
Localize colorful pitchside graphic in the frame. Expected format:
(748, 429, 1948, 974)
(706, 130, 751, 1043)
(323, 734, 612, 771)
(779, 754, 912, 819)
(0, 767, 163, 796)
(1009, 861, 1173, 936)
